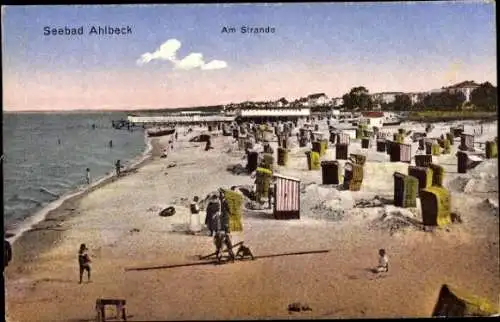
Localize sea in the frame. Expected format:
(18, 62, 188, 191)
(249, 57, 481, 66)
(2, 112, 148, 238)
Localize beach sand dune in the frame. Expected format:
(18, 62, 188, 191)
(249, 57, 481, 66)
(5, 121, 499, 321)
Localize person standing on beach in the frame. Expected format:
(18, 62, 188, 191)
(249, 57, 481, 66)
(109, 140, 113, 148)
(212, 192, 235, 263)
(205, 195, 219, 236)
(189, 196, 201, 233)
(376, 249, 389, 273)
(78, 243, 91, 283)
(4, 239, 12, 270)
(115, 160, 121, 176)
(86, 168, 91, 185)
(219, 189, 231, 234)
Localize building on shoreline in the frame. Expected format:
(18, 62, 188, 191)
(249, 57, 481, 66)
(127, 115, 235, 126)
(236, 108, 310, 123)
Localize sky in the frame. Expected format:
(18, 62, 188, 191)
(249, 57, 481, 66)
(2, 2, 497, 111)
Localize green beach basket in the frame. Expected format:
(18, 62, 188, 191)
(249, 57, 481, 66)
(223, 189, 244, 232)
(408, 165, 433, 196)
(420, 186, 451, 227)
(343, 162, 364, 191)
(255, 167, 273, 202)
(486, 141, 498, 159)
(320, 139, 328, 156)
(393, 172, 418, 208)
(349, 153, 367, 166)
(429, 163, 444, 187)
(432, 143, 441, 156)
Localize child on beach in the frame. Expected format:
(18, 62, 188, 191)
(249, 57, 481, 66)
(86, 168, 91, 185)
(189, 196, 201, 233)
(376, 249, 389, 273)
(78, 243, 92, 283)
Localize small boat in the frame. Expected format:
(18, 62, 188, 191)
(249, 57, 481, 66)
(383, 118, 402, 126)
(147, 127, 176, 137)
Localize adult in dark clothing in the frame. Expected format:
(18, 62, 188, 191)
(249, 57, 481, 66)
(115, 160, 122, 176)
(205, 195, 219, 236)
(219, 189, 231, 233)
(4, 239, 12, 269)
(78, 243, 91, 284)
(212, 189, 235, 262)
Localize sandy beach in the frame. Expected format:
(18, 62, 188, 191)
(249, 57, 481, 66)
(5, 120, 499, 321)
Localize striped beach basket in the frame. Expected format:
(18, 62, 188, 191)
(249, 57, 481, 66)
(337, 133, 350, 145)
(420, 186, 451, 227)
(415, 154, 433, 167)
(393, 172, 418, 208)
(459, 134, 474, 151)
(349, 153, 367, 166)
(336, 143, 349, 160)
(273, 174, 301, 220)
(305, 151, 321, 170)
(390, 143, 411, 163)
(343, 162, 364, 191)
(408, 165, 433, 196)
(277, 147, 288, 166)
(255, 167, 273, 202)
(429, 163, 444, 187)
(321, 161, 340, 185)
(376, 139, 386, 152)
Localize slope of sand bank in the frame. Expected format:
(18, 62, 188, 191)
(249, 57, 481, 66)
(5, 122, 499, 321)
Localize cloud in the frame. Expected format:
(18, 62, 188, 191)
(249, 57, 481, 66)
(137, 38, 227, 71)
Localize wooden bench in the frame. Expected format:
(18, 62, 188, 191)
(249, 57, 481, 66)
(96, 299, 127, 322)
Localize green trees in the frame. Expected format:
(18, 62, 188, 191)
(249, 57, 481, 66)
(393, 94, 412, 110)
(470, 82, 497, 111)
(422, 91, 466, 110)
(342, 86, 373, 110)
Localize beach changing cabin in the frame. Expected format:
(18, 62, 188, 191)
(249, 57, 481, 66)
(273, 173, 301, 220)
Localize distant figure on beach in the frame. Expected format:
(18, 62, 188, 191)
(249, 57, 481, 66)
(205, 138, 213, 151)
(175, 132, 178, 141)
(92, 124, 96, 130)
(109, 140, 113, 148)
(86, 168, 91, 185)
(78, 243, 91, 283)
(189, 196, 201, 233)
(376, 249, 389, 273)
(115, 160, 122, 176)
(4, 239, 12, 270)
(205, 195, 219, 236)
(58, 138, 61, 145)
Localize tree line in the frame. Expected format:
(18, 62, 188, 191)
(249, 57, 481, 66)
(340, 82, 497, 111)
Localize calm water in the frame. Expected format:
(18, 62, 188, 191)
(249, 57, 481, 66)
(2, 112, 146, 232)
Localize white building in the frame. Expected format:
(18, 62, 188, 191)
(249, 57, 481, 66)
(305, 93, 329, 106)
(371, 92, 404, 104)
(442, 81, 480, 102)
(332, 97, 344, 107)
(127, 115, 235, 124)
(361, 111, 385, 128)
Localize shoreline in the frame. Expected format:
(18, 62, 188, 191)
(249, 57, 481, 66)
(6, 130, 155, 245)
(6, 135, 165, 278)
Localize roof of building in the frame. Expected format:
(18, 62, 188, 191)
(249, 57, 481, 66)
(444, 80, 481, 89)
(307, 93, 327, 99)
(361, 111, 385, 118)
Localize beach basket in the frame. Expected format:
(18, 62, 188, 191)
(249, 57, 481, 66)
(446, 132, 454, 144)
(420, 186, 451, 227)
(443, 139, 451, 154)
(408, 165, 433, 196)
(320, 139, 328, 156)
(425, 141, 433, 155)
(393, 133, 404, 144)
(452, 126, 464, 138)
(361, 137, 371, 149)
(208, 125, 213, 132)
(261, 153, 274, 171)
(373, 126, 380, 135)
(415, 154, 433, 167)
(431, 143, 441, 156)
(299, 137, 308, 147)
(312, 141, 321, 155)
(277, 147, 288, 166)
(349, 153, 367, 166)
(398, 128, 405, 135)
(457, 151, 468, 174)
(356, 127, 363, 139)
(459, 134, 474, 151)
(429, 163, 444, 187)
(343, 162, 364, 191)
(337, 133, 350, 145)
(432, 284, 500, 317)
(376, 139, 386, 152)
(255, 167, 273, 202)
(336, 143, 349, 160)
(246, 151, 259, 173)
(386, 141, 393, 155)
(223, 189, 244, 232)
(486, 141, 498, 159)
(390, 143, 412, 163)
(321, 161, 340, 185)
(305, 151, 320, 170)
(329, 132, 338, 144)
(393, 172, 418, 208)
